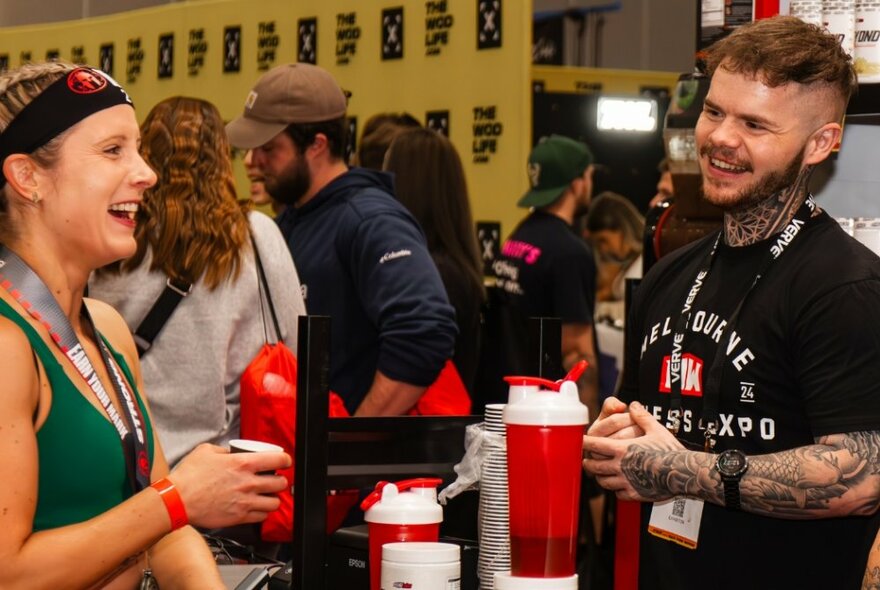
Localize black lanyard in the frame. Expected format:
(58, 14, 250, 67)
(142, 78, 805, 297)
(667, 197, 816, 451)
(0, 247, 151, 492)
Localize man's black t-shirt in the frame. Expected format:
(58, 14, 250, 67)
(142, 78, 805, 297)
(620, 211, 880, 589)
(496, 211, 596, 324)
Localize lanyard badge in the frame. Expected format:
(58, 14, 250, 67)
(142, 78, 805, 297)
(650, 197, 816, 550)
(665, 197, 816, 450)
(0, 247, 151, 492)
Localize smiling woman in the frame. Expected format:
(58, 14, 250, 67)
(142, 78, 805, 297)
(0, 62, 292, 590)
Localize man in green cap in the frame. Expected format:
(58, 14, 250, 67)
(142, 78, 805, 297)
(494, 134, 599, 417)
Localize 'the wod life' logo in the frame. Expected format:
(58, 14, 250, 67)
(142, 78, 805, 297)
(67, 68, 108, 94)
(223, 26, 241, 73)
(158, 33, 174, 79)
(426, 110, 450, 136)
(99, 43, 114, 76)
(472, 105, 502, 163)
(382, 7, 404, 60)
(298, 18, 317, 64)
(478, 0, 502, 49)
(345, 116, 358, 166)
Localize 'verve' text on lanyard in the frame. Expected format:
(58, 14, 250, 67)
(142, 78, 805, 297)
(667, 197, 816, 451)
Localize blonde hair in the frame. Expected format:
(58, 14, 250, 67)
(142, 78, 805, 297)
(586, 191, 645, 258)
(110, 96, 251, 290)
(0, 61, 77, 239)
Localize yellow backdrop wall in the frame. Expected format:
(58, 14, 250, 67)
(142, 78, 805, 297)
(0, 0, 533, 237)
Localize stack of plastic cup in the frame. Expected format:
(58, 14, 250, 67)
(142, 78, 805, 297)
(477, 403, 511, 589)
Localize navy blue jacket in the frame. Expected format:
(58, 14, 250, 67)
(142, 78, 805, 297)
(277, 168, 457, 413)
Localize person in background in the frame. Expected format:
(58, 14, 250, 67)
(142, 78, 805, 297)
(355, 111, 421, 170)
(585, 191, 645, 323)
(0, 62, 288, 589)
(495, 134, 600, 419)
(226, 63, 457, 416)
(583, 17, 880, 590)
(90, 96, 305, 467)
(243, 148, 270, 206)
(244, 148, 285, 215)
(648, 157, 674, 209)
(584, 191, 644, 406)
(383, 127, 485, 396)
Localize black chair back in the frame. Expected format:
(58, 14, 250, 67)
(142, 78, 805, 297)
(291, 315, 481, 589)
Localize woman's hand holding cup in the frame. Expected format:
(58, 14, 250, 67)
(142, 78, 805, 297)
(167, 441, 291, 529)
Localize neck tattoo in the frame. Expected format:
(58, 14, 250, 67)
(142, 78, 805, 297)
(723, 167, 813, 247)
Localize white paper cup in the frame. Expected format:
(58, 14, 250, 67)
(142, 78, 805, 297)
(229, 439, 284, 454)
(229, 439, 284, 475)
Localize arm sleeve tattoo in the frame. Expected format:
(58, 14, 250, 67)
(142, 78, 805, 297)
(620, 431, 880, 519)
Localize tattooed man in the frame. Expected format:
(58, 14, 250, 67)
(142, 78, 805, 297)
(582, 16, 880, 590)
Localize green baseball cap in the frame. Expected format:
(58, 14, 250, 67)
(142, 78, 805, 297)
(518, 135, 594, 208)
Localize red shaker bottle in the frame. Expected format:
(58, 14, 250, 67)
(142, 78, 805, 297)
(502, 377, 589, 578)
(361, 478, 443, 590)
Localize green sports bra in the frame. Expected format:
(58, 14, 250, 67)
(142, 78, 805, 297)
(0, 298, 155, 531)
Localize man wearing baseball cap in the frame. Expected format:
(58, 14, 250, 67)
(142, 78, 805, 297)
(494, 134, 600, 417)
(226, 63, 457, 417)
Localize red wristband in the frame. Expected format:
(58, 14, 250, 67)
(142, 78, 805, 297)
(150, 478, 189, 531)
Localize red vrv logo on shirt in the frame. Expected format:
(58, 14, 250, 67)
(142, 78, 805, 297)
(659, 354, 704, 397)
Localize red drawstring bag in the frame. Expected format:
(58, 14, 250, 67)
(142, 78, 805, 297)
(240, 242, 358, 542)
(239, 352, 471, 541)
(242, 239, 470, 540)
(239, 341, 358, 542)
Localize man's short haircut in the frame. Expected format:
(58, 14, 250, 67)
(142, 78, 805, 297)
(284, 116, 348, 159)
(704, 16, 857, 115)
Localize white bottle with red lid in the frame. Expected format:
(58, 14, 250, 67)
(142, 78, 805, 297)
(361, 478, 444, 590)
(501, 376, 589, 426)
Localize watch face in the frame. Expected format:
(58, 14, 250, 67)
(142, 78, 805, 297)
(718, 450, 748, 476)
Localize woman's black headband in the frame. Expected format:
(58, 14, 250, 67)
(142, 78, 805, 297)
(0, 67, 133, 187)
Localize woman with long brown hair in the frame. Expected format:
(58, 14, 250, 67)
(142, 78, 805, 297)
(91, 96, 305, 466)
(383, 127, 485, 394)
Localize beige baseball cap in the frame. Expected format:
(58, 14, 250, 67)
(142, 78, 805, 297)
(226, 63, 347, 149)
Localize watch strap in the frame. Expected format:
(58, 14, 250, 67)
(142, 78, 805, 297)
(721, 476, 742, 511)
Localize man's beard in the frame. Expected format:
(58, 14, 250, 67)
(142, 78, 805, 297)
(573, 187, 591, 218)
(266, 156, 311, 206)
(700, 143, 805, 212)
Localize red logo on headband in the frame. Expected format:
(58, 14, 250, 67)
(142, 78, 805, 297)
(67, 68, 108, 94)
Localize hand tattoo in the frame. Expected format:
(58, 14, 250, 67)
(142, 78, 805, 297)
(862, 566, 880, 590)
(864, 528, 880, 590)
(620, 442, 716, 502)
